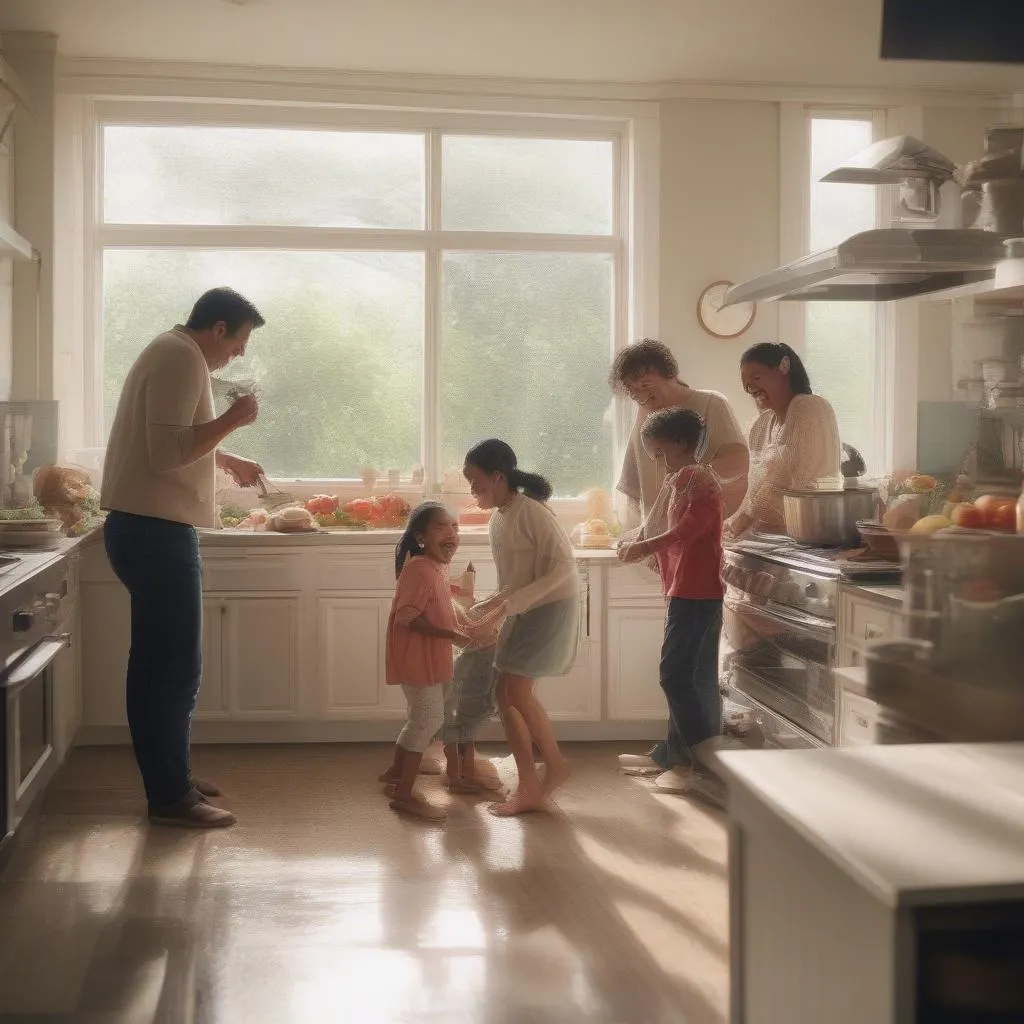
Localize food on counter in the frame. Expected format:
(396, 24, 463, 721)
(882, 493, 923, 531)
(305, 494, 340, 517)
(268, 506, 316, 533)
(314, 508, 368, 530)
(904, 474, 938, 494)
(0, 503, 45, 521)
(973, 493, 1018, 532)
(219, 501, 249, 528)
(458, 504, 492, 526)
(236, 508, 270, 530)
(579, 519, 614, 549)
(341, 493, 411, 528)
(950, 504, 985, 530)
(34, 464, 104, 536)
(909, 514, 954, 536)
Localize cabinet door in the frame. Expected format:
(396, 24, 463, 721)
(318, 598, 402, 718)
(223, 596, 300, 717)
(536, 571, 600, 721)
(80, 581, 130, 728)
(838, 689, 879, 746)
(840, 594, 898, 669)
(607, 605, 668, 720)
(194, 598, 227, 719)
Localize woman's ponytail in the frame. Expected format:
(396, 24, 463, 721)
(466, 439, 555, 503)
(510, 469, 553, 502)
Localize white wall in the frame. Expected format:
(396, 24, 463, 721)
(657, 98, 779, 430)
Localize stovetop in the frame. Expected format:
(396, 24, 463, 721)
(730, 534, 902, 581)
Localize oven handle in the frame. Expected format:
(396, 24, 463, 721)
(2, 633, 72, 693)
(740, 599, 833, 639)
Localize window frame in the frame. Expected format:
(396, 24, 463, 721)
(779, 103, 897, 476)
(83, 99, 652, 499)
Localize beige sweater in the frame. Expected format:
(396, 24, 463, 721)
(741, 393, 843, 532)
(489, 494, 578, 616)
(101, 327, 218, 528)
(617, 387, 747, 525)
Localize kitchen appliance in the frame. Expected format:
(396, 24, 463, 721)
(1, 556, 73, 849)
(723, 229, 1006, 306)
(0, 402, 58, 510)
(782, 486, 879, 546)
(723, 535, 900, 749)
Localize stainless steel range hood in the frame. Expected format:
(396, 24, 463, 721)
(723, 229, 1007, 306)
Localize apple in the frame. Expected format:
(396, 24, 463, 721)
(951, 504, 985, 529)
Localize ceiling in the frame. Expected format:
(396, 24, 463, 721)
(3, 0, 1024, 93)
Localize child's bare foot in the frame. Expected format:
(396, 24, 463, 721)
(418, 744, 445, 775)
(488, 785, 547, 817)
(470, 760, 503, 789)
(389, 794, 447, 821)
(384, 782, 399, 799)
(446, 777, 482, 795)
(541, 757, 571, 798)
(463, 769, 505, 793)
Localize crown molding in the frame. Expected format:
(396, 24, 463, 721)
(56, 56, 1017, 111)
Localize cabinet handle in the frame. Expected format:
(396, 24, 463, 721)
(865, 624, 885, 641)
(853, 713, 869, 728)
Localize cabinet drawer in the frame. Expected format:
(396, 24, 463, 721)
(202, 553, 305, 591)
(607, 563, 663, 601)
(839, 690, 879, 746)
(316, 554, 396, 593)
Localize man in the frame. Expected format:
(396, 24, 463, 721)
(610, 338, 749, 793)
(102, 287, 265, 828)
(611, 339, 749, 526)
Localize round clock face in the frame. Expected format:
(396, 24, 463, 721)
(697, 281, 756, 339)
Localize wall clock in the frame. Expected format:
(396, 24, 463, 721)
(697, 281, 756, 339)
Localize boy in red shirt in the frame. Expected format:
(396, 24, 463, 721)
(617, 407, 724, 787)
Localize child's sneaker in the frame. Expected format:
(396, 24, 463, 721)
(617, 752, 662, 775)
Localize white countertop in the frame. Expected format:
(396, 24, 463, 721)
(718, 742, 1024, 909)
(850, 583, 904, 605)
(196, 527, 622, 560)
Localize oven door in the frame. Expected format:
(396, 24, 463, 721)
(724, 592, 836, 744)
(3, 632, 71, 840)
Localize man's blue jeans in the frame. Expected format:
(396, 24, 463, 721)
(104, 511, 203, 811)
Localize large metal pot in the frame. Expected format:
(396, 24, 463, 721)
(782, 487, 879, 546)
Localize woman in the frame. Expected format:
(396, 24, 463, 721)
(611, 339, 749, 526)
(726, 342, 842, 538)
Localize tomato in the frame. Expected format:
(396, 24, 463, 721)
(343, 498, 374, 523)
(987, 501, 1018, 533)
(951, 504, 985, 529)
(305, 494, 339, 516)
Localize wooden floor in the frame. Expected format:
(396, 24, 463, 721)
(0, 743, 728, 1023)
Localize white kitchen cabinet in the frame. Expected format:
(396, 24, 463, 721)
(837, 688, 880, 747)
(194, 597, 227, 719)
(221, 595, 300, 717)
(79, 577, 129, 729)
(606, 604, 667, 720)
(317, 597, 403, 719)
(837, 586, 904, 668)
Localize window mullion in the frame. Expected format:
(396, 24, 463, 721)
(424, 130, 443, 491)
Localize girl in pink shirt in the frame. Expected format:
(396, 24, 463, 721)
(382, 502, 470, 821)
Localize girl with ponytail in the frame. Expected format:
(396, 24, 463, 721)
(381, 502, 470, 820)
(727, 341, 843, 537)
(462, 440, 579, 816)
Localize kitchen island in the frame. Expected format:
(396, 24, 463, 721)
(720, 742, 1024, 1024)
(77, 529, 673, 744)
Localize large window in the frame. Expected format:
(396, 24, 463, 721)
(95, 118, 622, 496)
(798, 111, 888, 472)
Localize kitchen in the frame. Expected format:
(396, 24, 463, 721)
(1, 1, 1024, 1022)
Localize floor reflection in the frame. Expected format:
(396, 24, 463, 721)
(0, 743, 728, 1023)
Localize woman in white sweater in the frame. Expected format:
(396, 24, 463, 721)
(726, 342, 842, 538)
(464, 439, 578, 817)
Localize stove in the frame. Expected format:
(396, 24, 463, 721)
(722, 535, 900, 747)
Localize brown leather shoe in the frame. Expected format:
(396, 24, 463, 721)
(191, 778, 222, 798)
(150, 795, 236, 829)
